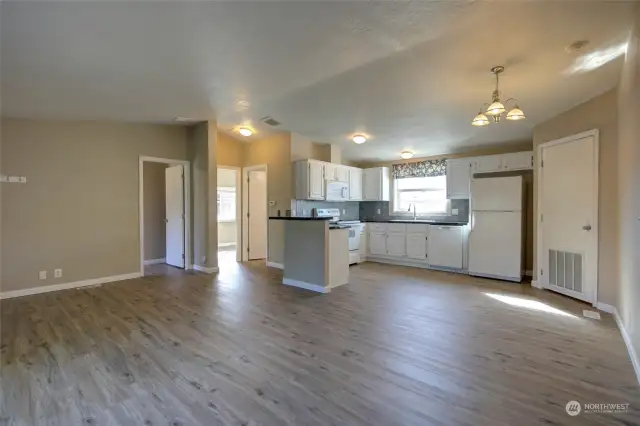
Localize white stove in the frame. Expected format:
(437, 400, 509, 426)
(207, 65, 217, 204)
(313, 209, 363, 265)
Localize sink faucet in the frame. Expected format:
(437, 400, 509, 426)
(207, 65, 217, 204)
(408, 203, 417, 220)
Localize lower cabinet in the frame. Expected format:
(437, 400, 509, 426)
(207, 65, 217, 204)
(406, 234, 428, 260)
(369, 232, 387, 256)
(386, 234, 406, 257)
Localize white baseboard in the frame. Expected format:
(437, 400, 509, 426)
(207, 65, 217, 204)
(143, 258, 166, 266)
(0, 272, 141, 300)
(218, 242, 236, 247)
(283, 278, 329, 293)
(531, 280, 543, 289)
(611, 306, 640, 386)
(525, 269, 533, 277)
(193, 264, 219, 274)
(266, 261, 283, 269)
(595, 302, 616, 314)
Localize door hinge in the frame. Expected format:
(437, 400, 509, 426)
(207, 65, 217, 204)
(182, 253, 185, 259)
(541, 160, 544, 168)
(540, 214, 544, 223)
(541, 269, 544, 276)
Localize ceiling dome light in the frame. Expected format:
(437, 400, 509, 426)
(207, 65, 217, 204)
(400, 151, 414, 159)
(472, 112, 490, 126)
(238, 127, 253, 137)
(506, 106, 526, 121)
(352, 134, 367, 144)
(486, 101, 505, 116)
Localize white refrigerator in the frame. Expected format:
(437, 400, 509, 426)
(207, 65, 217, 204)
(468, 176, 524, 282)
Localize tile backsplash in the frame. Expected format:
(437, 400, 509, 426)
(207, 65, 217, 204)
(359, 199, 469, 223)
(293, 200, 360, 220)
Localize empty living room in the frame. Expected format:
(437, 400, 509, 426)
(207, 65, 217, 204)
(1, 1, 639, 425)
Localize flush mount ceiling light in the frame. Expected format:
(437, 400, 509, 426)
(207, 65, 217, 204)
(400, 150, 414, 159)
(472, 66, 525, 126)
(238, 127, 253, 137)
(352, 134, 367, 144)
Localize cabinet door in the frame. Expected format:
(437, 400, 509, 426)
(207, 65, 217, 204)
(406, 234, 428, 260)
(336, 166, 350, 183)
(474, 155, 503, 173)
(502, 152, 533, 171)
(308, 162, 325, 199)
(349, 168, 363, 200)
(386, 234, 406, 257)
(446, 159, 471, 199)
(363, 169, 380, 200)
(369, 232, 387, 256)
(428, 226, 463, 269)
(324, 163, 338, 181)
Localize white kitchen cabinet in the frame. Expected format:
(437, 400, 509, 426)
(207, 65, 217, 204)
(368, 232, 387, 256)
(363, 167, 390, 201)
(336, 166, 350, 183)
(428, 225, 463, 269)
(294, 160, 325, 200)
(406, 234, 428, 260)
(502, 152, 533, 171)
(348, 168, 363, 200)
(359, 224, 367, 262)
(446, 158, 472, 199)
(473, 155, 503, 173)
(386, 234, 406, 257)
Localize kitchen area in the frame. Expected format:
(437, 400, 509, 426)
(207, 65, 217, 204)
(271, 150, 534, 293)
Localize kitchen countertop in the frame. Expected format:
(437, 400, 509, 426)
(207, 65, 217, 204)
(363, 219, 468, 226)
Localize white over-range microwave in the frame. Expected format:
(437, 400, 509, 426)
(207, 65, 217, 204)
(325, 180, 349, 201)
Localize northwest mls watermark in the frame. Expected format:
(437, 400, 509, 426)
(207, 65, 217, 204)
(565, 400, 631, 416)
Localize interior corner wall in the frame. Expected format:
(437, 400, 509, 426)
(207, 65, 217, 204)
(188, 122, 209, 267)
(616, 4, 640, 365)
(143, 162, 167, 261)
(532, 89, 619, 306)
(206, 121, 218, 269)
(1, 118, 188, 293)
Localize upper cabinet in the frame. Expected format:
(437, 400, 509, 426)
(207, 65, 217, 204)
(363, 167, 390, 201)
(446, 158, 472, 199)
(294, 160, 325, 200)
(501, 152, 533, 171)
(472, 151, 533, 174)
(348, 168, 363, 201)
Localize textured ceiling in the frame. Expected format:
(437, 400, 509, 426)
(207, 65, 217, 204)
(1, 1, 634, 161)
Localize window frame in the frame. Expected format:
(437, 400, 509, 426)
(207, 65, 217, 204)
(391, 175, 451, 216)
(217, 187, 237, 223)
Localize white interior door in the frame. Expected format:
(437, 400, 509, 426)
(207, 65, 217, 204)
(248, 170, 267, 260)
(165, 165, 185, 268)
(540, 134, 598, 303)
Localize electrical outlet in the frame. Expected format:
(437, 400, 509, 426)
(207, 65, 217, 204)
(54, 269, 63, 278)
(342, 209, 346, 215)
(376, 208, 381, 214)
(201, 256, 206, 263)
(39, 270, 47, 280)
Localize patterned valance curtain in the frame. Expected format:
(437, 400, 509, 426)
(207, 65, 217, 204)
(392, 159, 446, 179)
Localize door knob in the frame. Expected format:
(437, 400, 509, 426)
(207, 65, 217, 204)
(582, 224, 592, 231)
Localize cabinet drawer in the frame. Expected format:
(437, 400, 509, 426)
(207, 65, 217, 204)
(405, 223, 430, 234)
(387, 223, 406, 234)
(368, 223, 388, 233)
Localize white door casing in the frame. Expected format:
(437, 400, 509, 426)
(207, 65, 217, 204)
(538, 130, 598, 304)
(165, 165, 185, 268)
(248, 169, 268, 260)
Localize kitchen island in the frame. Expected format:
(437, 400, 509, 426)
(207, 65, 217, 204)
(269, 217, 349, 293)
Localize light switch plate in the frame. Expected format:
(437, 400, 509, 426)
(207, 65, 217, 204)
(39, 271, 47, 280)
(19, 177, 27, 183)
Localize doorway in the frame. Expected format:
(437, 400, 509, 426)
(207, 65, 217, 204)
(242, 165, 268, 261)
(217, 166, 241, 264)
(537, 130, 599, 304)
(139, 156, 191, 276)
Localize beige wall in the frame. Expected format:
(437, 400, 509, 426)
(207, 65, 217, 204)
(143, 162, 167, 260)
(187, 123, 209, 267)
(532, 89, 619, 306)
(617, 5, 640, 364)
(1, 118, 188, 292)
(217, 131, 244, 167)
(218, 222, 237, 245)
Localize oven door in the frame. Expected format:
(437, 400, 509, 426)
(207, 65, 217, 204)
(348, 226, 361, 251)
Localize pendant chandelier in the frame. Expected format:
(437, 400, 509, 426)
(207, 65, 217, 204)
(472, 66, 525, 126)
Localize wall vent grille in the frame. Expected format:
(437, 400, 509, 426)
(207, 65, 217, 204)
(549, 249, 583, 293)
(261, 116, 281, 126)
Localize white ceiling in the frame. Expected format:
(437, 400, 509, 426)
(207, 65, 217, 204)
(1, 1, 634, 161)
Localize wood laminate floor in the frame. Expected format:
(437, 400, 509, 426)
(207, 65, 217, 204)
(1, 261, 638, 426)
